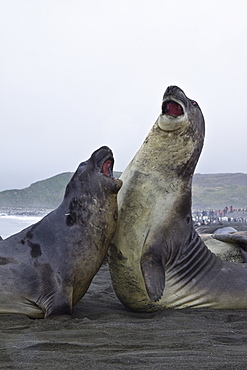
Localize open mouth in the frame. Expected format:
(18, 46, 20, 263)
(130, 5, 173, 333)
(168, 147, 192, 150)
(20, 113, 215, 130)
(101, 159, 114, 177)
(162, 100, 184, 117)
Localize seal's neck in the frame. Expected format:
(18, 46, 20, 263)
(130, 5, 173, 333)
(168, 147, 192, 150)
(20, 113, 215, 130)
(130, 122, 201, 182)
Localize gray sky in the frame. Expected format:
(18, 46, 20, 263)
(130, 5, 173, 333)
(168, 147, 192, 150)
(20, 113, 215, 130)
(1, 0, 247, 191)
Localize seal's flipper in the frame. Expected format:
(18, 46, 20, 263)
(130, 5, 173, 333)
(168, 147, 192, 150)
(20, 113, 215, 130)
(213, 232, 247, 247)
(213, 232, 247, 263)
(44, 288, 73, 318)
(45, 303, 72, 317)
(141, 252, 165, 302)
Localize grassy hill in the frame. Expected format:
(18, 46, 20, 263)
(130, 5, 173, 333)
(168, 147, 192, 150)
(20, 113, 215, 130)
(192, 173, 247, 209)
(0, 172, 246, 210)
(0, 172, 122, 209)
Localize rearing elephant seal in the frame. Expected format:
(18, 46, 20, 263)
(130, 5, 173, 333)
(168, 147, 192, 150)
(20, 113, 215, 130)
(109, 86, 247, 311)
(0, 146, 122, 318)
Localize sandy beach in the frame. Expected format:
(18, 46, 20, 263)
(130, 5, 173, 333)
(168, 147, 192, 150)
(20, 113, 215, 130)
(0, 264, 247, 369)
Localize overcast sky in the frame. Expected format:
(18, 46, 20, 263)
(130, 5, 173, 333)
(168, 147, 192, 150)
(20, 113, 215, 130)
(1, 0, 247, 191)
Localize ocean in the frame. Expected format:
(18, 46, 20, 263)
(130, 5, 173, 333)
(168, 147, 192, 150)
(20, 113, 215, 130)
(0, 209, 49, 239)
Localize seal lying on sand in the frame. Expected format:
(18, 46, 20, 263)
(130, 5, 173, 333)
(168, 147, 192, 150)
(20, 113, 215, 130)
(0, 146, 122, 318)
(200, 231, 244, 263)
(197, 225, 247, 263)
(109, 86, 247, 311)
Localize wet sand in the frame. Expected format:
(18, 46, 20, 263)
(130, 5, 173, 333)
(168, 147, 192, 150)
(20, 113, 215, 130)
(1, 265, 247, 369)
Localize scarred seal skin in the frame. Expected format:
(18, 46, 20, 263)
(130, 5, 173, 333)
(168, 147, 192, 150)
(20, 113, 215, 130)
(109, 86, 247, 311)
(0, 146, 122, 318)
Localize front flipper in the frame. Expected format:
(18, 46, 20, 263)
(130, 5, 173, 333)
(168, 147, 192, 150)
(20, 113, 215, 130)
(213, 231, 247, 262)
(141, 251, 165, 302)
(45, 303, 72, 317)
(44, 288, 73, 318)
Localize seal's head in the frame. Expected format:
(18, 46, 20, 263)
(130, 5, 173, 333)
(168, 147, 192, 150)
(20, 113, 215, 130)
(64, 146, 122, 227)
(158, 85, 204, 134)
(65, 146, 122, 199)
(155, 85, 205, 177)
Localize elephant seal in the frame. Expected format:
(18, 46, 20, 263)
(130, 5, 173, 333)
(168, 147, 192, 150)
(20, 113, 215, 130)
(200, 233, 244, 263)
(196, 224, 247, 234)
(109, 86, 247, 311)
(197, 225, 247, 262)
(212, 230, 247, 262)
(0, 146, 122, 318)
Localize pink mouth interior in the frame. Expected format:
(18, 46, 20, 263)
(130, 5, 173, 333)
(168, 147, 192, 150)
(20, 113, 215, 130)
(102, 160, 113, 177)
(164, 101, 183, 117)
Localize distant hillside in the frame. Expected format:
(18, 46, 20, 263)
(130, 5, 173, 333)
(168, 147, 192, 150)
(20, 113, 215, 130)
(0, 172, 246, 210)
(0, 172, 122, 209)
(192, 173, 247, 209)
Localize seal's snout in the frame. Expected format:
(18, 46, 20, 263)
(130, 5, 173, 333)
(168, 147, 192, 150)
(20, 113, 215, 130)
(163, 85, 184, 97)
(157, 86, 190, 131)
(162, 86, 186, 118)
(101, 159, 114, 177)
(162, 100, 184, 117)
(93, 146, 113, 167)
(92, 146, 117, 179)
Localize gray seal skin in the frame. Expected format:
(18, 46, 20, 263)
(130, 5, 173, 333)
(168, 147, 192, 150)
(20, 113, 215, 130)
(197, 225, 247, 262)
(212, 230, 247, 262)
(109, 86, 247, 311)
(0, 146, 122, 318)
(200, 233, 244, 263)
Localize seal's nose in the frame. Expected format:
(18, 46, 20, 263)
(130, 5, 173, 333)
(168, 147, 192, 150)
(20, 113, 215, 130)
(163, 86, 185, 102)
(164, 86, 180, 96)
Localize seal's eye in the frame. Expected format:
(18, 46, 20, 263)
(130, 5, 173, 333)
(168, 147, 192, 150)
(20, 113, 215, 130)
(190, 100, 198, 106)
(79, 161, 87, 167)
